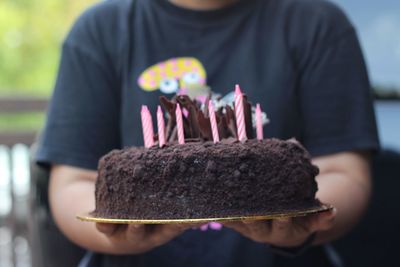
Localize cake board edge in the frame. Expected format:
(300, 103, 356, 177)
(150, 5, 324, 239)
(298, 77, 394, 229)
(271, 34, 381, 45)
(77, 204, 333, 225)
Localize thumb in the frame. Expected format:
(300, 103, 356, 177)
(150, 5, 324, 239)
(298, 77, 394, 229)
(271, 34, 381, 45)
(96, 223, 119, 236)
(310, 208, 337, 232)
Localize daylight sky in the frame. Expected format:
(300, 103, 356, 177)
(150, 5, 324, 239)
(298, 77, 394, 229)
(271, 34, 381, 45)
(331, 0, 400, 88)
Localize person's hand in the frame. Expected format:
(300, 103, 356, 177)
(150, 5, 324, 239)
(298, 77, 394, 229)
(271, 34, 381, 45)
(222, 209, 336, 248)
(96, 223, 196, 254)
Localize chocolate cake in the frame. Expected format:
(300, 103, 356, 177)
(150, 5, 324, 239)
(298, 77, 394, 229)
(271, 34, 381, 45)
(92, 94, 321, 219)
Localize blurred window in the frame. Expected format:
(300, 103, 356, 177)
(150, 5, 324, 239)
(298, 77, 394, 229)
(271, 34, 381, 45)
(332, 0, 400, 99)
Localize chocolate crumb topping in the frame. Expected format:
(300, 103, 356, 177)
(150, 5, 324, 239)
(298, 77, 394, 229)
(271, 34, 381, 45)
(93, 139, 320, 219)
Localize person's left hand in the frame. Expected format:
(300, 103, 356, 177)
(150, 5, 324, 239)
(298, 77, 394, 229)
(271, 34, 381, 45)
(222, 209, 336, 248)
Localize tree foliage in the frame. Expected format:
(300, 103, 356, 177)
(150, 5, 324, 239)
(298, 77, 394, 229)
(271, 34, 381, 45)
(0, 0, 98, 96)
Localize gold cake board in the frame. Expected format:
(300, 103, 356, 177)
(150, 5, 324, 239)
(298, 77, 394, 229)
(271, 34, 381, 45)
(77, 204, 333, 224)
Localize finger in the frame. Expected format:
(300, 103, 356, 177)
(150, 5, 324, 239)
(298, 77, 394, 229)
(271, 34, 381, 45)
(178, 223, 202, 230)
(246, 220, 272, 234)
(162, 224, 187, 235)
(126, 224, 146, 242)
(273, 217, 292, 228)
(293, 208, 335, 231)
(269, 218, 292, 240)
(96, 223, 118, 236)
(270, 217, 317, 247)
(148, 224, 186, 246)
(243, 219, 257, 225)
(309, 208, 337, 232)
(222, 222, 250, 234)
(275, 217, 291, 223)
(239, 221, 271, 242)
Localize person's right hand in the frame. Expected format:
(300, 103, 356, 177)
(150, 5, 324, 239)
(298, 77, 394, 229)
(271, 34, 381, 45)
(96, 223, 193, 254)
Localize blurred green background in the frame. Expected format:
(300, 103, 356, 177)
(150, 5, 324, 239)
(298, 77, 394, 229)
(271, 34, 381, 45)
(0, 0, 97, 132)
(0, 0, 398, 134)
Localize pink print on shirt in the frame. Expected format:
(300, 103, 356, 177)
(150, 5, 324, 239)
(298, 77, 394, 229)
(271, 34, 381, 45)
(199, 222, 223, 231)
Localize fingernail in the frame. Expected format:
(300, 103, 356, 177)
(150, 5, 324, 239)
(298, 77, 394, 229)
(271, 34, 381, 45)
(326, 208, 337, 219)
(133, 224, 143, 228)
(332, 208, 337, 216)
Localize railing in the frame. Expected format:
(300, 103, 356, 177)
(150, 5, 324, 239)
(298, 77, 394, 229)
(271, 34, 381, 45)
(0, 97, 48, 267)
(0, 144, 31, 267)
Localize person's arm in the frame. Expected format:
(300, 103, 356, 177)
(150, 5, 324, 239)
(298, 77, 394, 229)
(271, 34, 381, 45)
(223, 150, 371, 247)
(221, 1, 378, 249)
(312, 151, 371, 244)
(49, 165, 193, 254)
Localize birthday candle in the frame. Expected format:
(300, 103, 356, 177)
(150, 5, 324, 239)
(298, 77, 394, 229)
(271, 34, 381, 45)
(157, 105, 166, 148)
(175, 104, 185, 144)
(234, 84, 242, 106)
(235, 90, 248, 142)
(141, 106, 154, 148)
(256, 103, 264, 140)
(208, 101, 220, 143)
(141, 106, 147, 147)
(147, 107, 155, 147)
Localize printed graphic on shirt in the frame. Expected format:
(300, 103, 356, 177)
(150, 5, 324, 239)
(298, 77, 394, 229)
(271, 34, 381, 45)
(137, 57, 270, 127)
(138, 57, 270, 127)
(200, 222, 223, 231)
(138, 57, 210, 98)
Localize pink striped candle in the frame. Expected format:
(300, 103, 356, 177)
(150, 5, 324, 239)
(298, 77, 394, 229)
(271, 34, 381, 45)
(141, 105, 154, 148)
(208, 101, 220, 143)
(175, 104, 185, 144)
(235, 92, 248, 142)
(157, 105, 166, 148)
(256, 103, 264, 140)
(144, 106, 155, 147)
(234, 84, 242, 105)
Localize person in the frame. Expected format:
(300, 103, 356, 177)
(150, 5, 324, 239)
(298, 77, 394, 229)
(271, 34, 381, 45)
(36, 0, 379, 266)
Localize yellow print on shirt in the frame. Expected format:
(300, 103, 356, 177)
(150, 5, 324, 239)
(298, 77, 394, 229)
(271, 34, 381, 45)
(137, 57, 209, 97)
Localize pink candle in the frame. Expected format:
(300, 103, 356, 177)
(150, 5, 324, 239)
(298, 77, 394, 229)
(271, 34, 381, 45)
(256, 103, 264, 140)
(157, 105, 166, 148)
(175, 104, 185, 144)
(141, 106, 147, 147)
(235, 92, 248, 142)
(141, 106, 154, 148)
(234, 84, 242, 105)
(208, 101, 220, 143)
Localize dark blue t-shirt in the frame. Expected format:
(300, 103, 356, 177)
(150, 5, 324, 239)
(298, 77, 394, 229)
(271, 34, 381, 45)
(36, 0, 379, 266)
